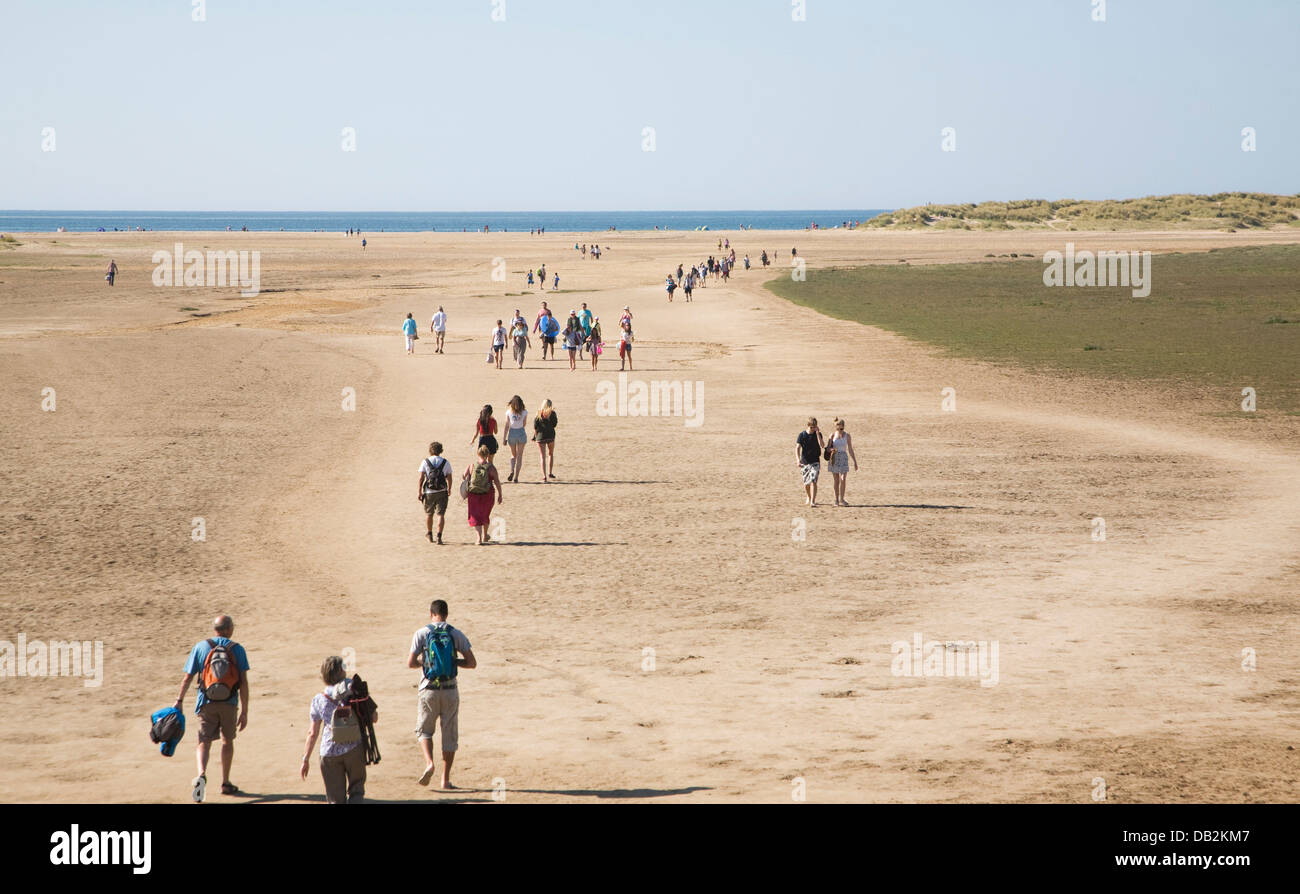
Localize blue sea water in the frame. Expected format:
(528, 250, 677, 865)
(0, 209, 888, 234)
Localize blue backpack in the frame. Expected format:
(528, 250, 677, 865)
(423, 625, 458, 685)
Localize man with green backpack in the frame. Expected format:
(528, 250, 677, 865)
(406, 600, 476, 789)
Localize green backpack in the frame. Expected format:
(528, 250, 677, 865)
(468, 463, 491, 495)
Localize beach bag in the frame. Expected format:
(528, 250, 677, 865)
(200, 639, 240, 702)
(422, 625, 459, 684)
(823, 444, 835, 462)
(486, 348, 495, 363)
(467, 463, 491, 495)
(458, 477, 470, 500)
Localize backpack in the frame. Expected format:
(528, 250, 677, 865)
(422, 624, 459, 683)
(323, 679, 362, 745)
(467, 463, 491, 495)
(200, 639, 240, 702)
(422, 457, 448, 493)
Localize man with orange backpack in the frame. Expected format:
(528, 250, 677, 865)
(175, 615, 251, 802)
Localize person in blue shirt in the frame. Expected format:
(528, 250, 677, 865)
(175, 615, 251, 801)
(402, 312, 418, 354)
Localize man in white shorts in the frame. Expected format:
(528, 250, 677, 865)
(407, 600, 476, 789)
(431, 306, 447, 354)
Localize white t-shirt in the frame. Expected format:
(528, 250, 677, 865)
(506, 409, 527, 431)
(432, 311, 446, 332)
(492, 326, 507, 346)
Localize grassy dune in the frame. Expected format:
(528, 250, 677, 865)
(866, 193, 1300, 231)
(767, 244, 1300, 413)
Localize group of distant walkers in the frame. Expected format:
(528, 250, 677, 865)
(417, 395, 560, 546)
(169, 604, 475, 804)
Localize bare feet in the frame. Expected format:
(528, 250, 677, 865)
(418, 766, 435, 786)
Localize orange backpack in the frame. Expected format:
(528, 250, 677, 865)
(201, 639, 241, 702)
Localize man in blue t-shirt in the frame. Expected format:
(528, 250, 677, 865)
(175, 615, 251, 801)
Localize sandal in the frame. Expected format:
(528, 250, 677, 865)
(220, 782, 240, 796)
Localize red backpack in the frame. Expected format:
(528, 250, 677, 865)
(201, 640, 241, 701)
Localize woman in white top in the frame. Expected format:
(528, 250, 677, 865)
(491, 319, 507, 370)
(828, 417, 859, 506)
(504, 395, 529, 483)
(618, 320, 635, 372)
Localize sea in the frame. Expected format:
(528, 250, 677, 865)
(0, 210, 888, 234)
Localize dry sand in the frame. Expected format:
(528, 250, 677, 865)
(1, 228, 1297, 803)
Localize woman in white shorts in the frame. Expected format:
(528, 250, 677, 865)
(504, 395, 529, 483)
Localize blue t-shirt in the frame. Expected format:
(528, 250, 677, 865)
(184, 638, 251, 711)
(402, 318, 417, 336)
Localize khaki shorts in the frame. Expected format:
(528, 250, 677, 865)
(423, 491, 449, 516)
(197, 701, 238, 743)
(415, 687, 459, 752)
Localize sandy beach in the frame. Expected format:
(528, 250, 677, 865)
(2, 227, 1297, 803)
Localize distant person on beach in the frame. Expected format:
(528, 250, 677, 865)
(403, 313, 418, 354)
(666, 275, 676, 302)
(527, 270, 534, 287)
(503, 395, 528, 483)
(462, 445, 503, 545)
(744, 255, 751, 270)
(300, 655, 374, 804)
(534, 399, 558, 481)
(587, 317, 603, 370)
(618, 320, 634, 371)
(510, 316, 531, 368)
(407, 600, 476, 788)
(579, 303, 593, 358)
(419, 441, 453, 544)
(827, 417, 859, 506)
(491, 320, 507, 369)
(105, 260, 117, 286)
(683, 272, 694, 302)
(553, 273, 560, 291)
(431, 306, 446, 354)
(472, 405, 499, 462)
(620, 306, 633, 328)
(361, 238, 367, 250)
(540, 310, 560, 359)
(796, 418, 826, 507)
(175, 615, 250, 802)
(563, 314, 583, 370)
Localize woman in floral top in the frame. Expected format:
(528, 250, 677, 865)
(300, 656, 374, 804)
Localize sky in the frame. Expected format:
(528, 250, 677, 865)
(2, 0, 1296, 211)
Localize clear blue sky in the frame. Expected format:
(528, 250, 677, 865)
(3, 0, 1296, 211)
